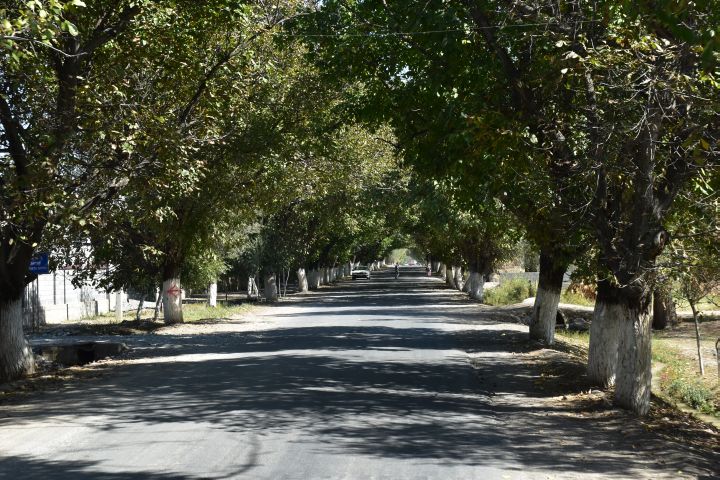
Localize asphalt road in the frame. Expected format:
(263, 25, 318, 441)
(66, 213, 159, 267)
(0, 268, 717, 479)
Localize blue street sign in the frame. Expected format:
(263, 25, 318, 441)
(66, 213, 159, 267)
(29, 252, 49, 274)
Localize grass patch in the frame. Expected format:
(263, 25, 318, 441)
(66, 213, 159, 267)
(485, 278, 536, 306)
(560, 290, 595, 307)
(674, 294, 720, 311)
(181, 302, 256, 322)
(653, 340, 719, 416)
(81, 301, 257, 324)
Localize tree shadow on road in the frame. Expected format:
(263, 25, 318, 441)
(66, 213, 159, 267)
(5, 323, 719, 478)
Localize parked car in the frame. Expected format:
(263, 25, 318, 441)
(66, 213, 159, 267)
(351, 265, 371, 280)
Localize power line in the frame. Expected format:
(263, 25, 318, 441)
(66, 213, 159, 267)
(273, 20, 601, 38)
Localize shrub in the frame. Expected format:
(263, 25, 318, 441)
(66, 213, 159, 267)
(560, 290, 595, 307)
(666, 379, 717, 414)
(654, 341, 719, 416)
(485, 278, 536, 306)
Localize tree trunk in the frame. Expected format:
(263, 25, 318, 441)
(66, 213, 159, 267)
(297, 268, 309, 292)
(264, 273, 277, 302)
(309, 269, 321, 290)
(529, 252, 567, 345)
(136, 298, 144, 322)
(208, 282, 217, 307)
(587, 281, 623, 387)
(153, 290, 162, 322)
(445, 266, 457, 289)
(652, 288, 675, 330)
(115, 291, 123, 323)
(162, 277, 183, 324)
(439, 263, 446, 279)
(614, 306, 652, 415)
(467, 271, 485, 301)
(691, 304, 705, 375)
(0, 297, 35, 382)
(247, 276, 255, 298)
(453, 266, 464, 291)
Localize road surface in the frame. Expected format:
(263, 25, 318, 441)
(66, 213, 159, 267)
(0, 267, 717, 479)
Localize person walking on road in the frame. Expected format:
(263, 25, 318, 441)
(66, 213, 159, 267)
(394, 262, 400, 279)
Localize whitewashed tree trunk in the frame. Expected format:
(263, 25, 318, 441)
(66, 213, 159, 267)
(614, 307, 652, 415)
(453, 266, 464, 291)
(264, 273, 278, 302)
(297, 268, 309, 292)
(587, 284, 623, 387)
(467, 271, 485, 301)
(162, 278, 183, 324)
(446, 266, 457, 289)
(529, 252, 567, 345)
(440, 263, 447, 279)
(115, 290, 123, 323)
(247, 276, 254, 298)
(0, 297, 35, 382)
(530, 287, 560, 344)
(208, 282, 217, 307)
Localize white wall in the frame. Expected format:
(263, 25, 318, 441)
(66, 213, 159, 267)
(22, 270, 138, 327)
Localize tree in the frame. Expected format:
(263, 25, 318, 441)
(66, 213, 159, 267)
(667, 168, 720, 375)
(0, 0, 146, 381)
(583, 3, 719, 414)
(71, 1, 329, 320)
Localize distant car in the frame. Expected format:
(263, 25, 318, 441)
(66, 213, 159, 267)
(351, 265, 371, 280)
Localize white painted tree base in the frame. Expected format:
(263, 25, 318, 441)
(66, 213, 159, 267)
(614, 308, 652, 415)
(587, 300, 623, 387)
(208, 282, 217, 307)
(264, 274, 278, 302)
(529, 286, 560, 345)
(162, 278, 184, 324)
(297, 268, 309, 292)
(0, 297, 34, 382)
(467, 272, 485, 301)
